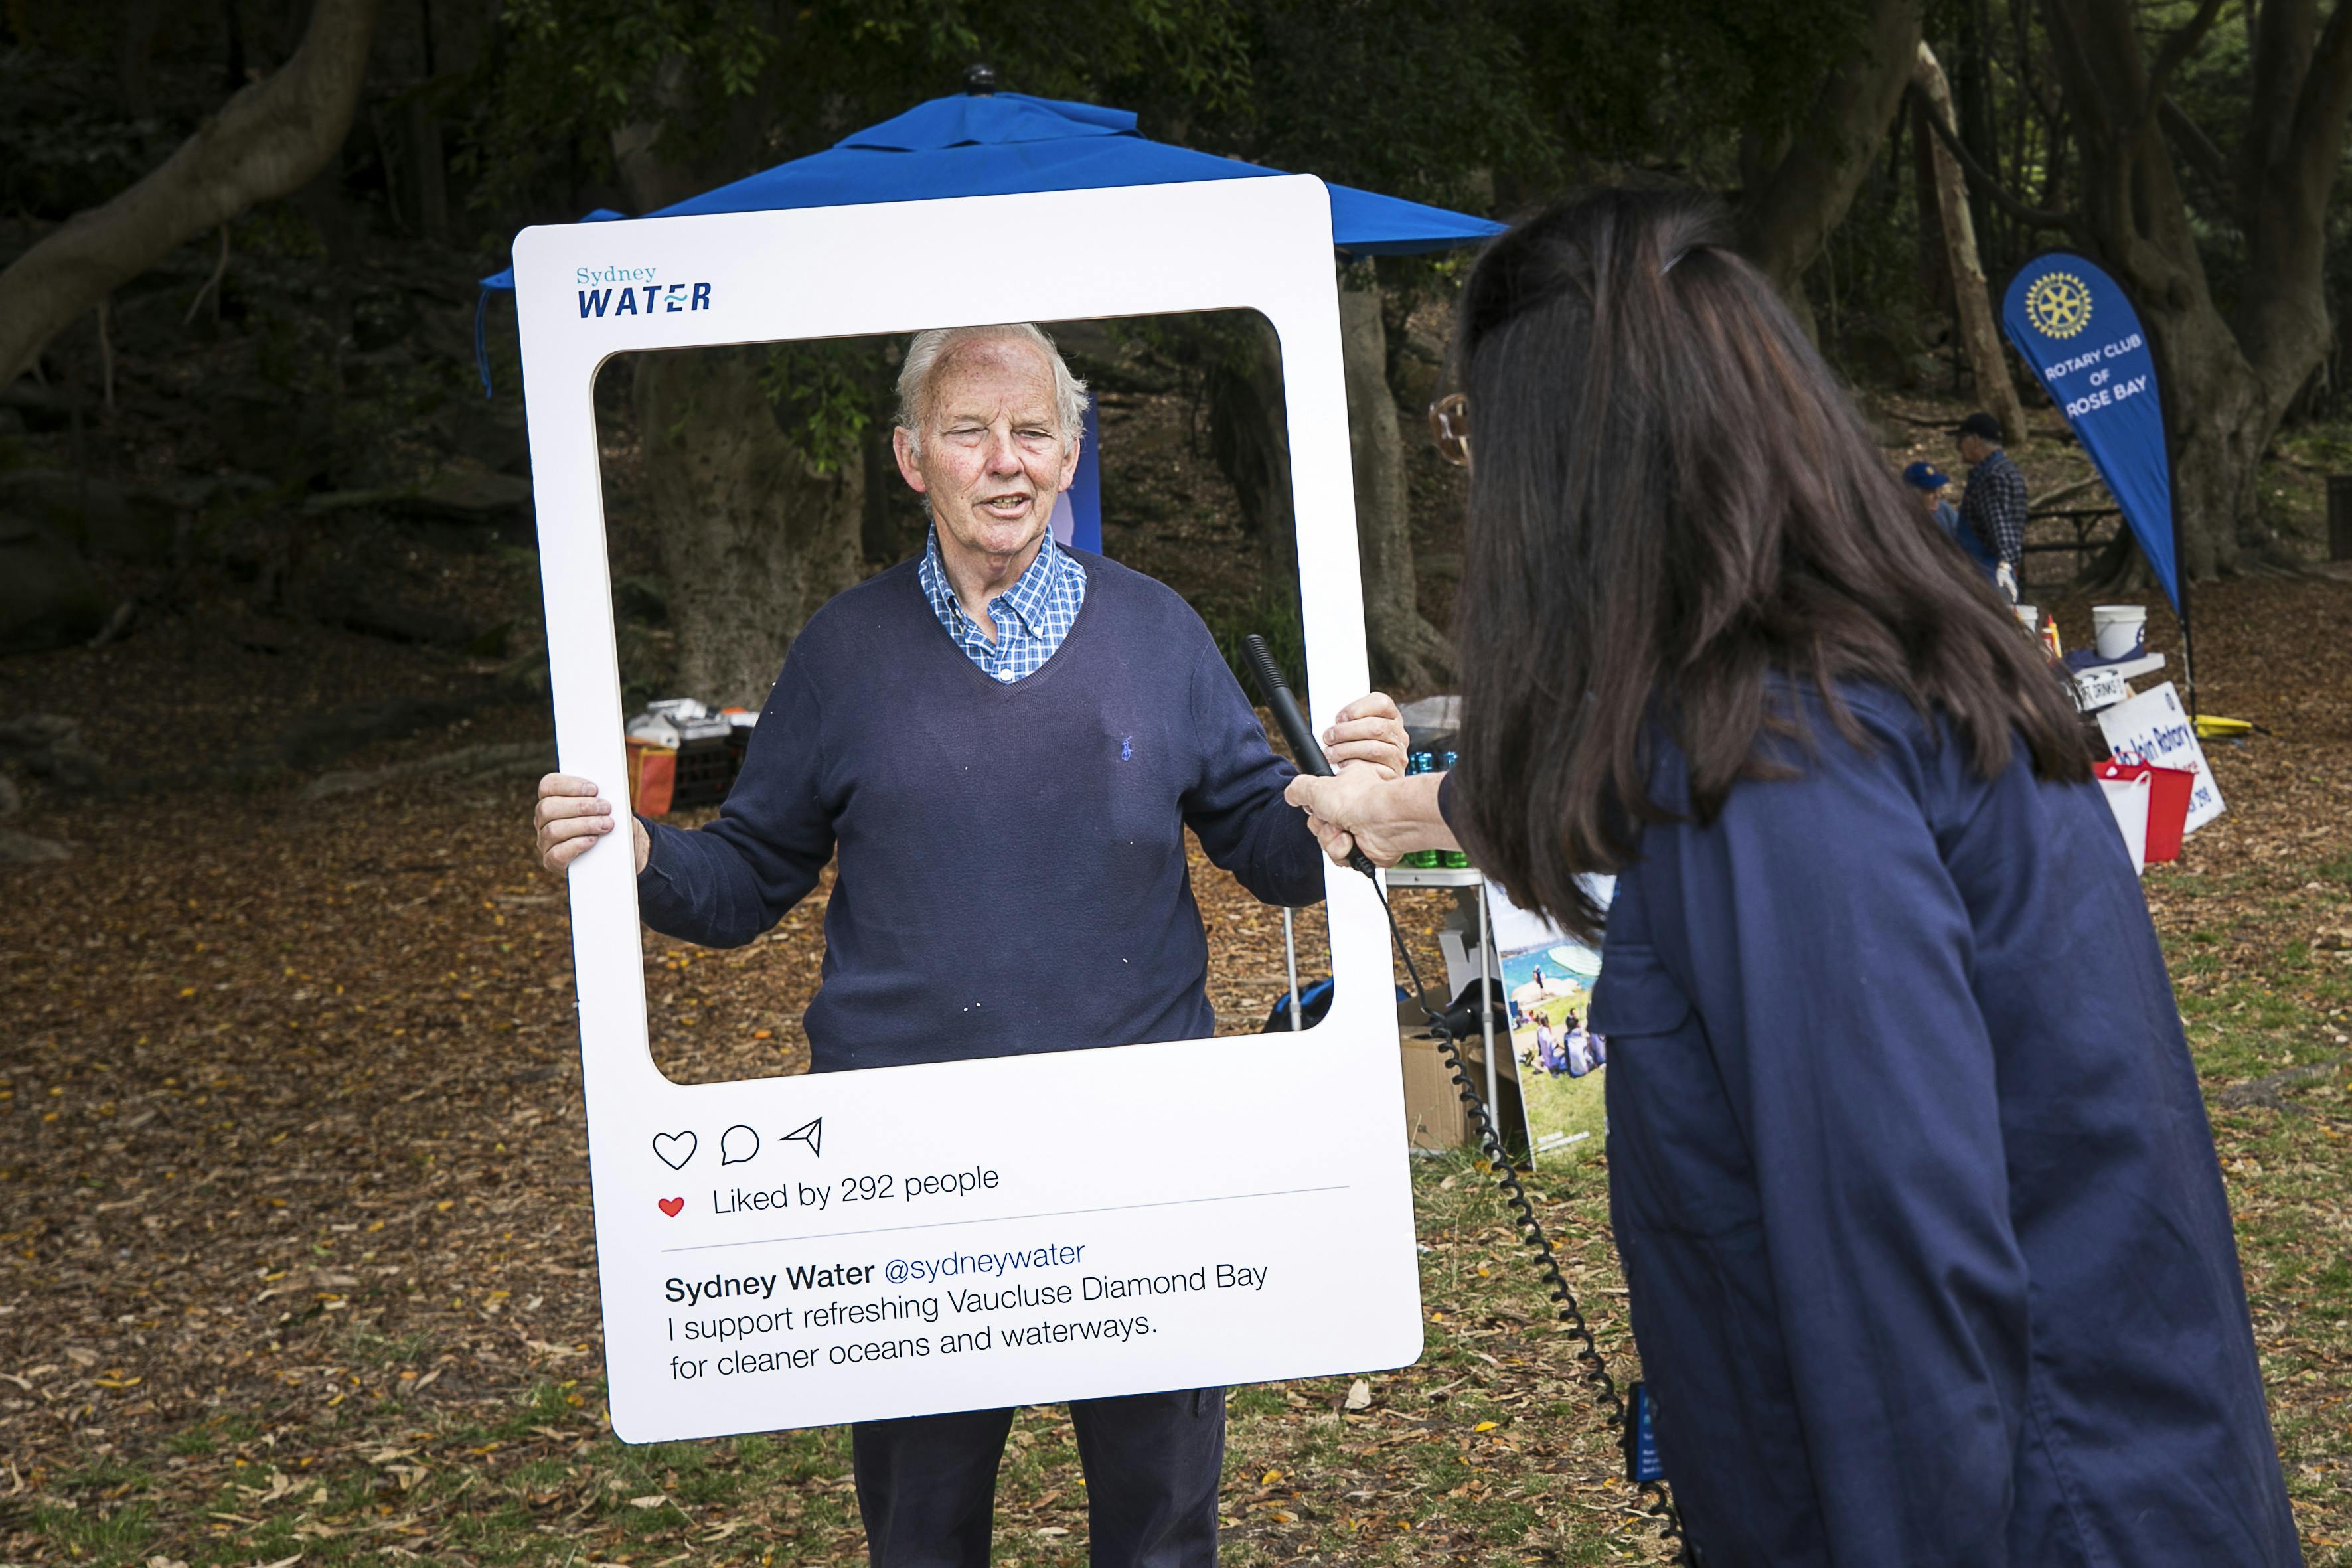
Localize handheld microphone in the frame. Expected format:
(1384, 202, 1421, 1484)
(1241, 633, 1379, 880)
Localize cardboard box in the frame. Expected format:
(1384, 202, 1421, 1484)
(1400, 1030, 1469, 1151)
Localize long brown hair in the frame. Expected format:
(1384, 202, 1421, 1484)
(1450, 187, 2087, 939)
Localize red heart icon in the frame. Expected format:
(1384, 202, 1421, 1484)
(657, 1197, 684, 1217)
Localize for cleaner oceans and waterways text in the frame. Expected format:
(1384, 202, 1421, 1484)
(659, 1244, 1272, 1382)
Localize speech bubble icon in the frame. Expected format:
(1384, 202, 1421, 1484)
(720, 1124, 761, 1166)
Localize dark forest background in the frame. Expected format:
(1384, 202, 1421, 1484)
(5, 0, 2352, 724)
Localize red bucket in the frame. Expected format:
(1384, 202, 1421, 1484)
(2096, 759, 2195, 862)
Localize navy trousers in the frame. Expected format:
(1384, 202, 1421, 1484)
(851, 1387, 1225, 1568)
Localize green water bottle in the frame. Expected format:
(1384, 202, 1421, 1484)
(1405, 751, 1441, 867)
(1439, 750, 1470, 868)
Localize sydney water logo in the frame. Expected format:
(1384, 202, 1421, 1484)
(576, 264, 711, 320)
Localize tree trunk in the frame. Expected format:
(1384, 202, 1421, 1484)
(1739, 0, 1926, 311)
(633, 349, 866, 708)
(1339, 281, 1452, 693)
(1911, 44, 2027, 443)
(2031, 0, 2352, 577)
(0, 0, 381, 387)
(1955, 0, 2003, 266)
(608, 54, 704, 214)
(118, 0, 163, 118)
(1910, 98, 1956, 317)
(2140, 297, 2270, 578)
(1206, 311, 1297, 584)
(403, 96, 448, 239)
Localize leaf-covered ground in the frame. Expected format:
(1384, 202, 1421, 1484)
(4, 570, 2349, 1567)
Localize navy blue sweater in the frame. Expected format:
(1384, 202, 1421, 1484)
(1571, 685, 2297, 1567)
(636, 552, 1325, 1072)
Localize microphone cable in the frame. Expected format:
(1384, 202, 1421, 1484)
(1372, 881, 1694, 1567)
(1239, 634, 1693, 1565)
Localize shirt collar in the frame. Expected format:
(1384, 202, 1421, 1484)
(923, 526, 1067, 640)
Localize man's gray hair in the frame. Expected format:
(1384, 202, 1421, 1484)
(896, 323, 1089, 456)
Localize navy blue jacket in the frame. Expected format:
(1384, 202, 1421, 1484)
(1587, 684, 2299, 1567)
(635, 552, 1323, 1071)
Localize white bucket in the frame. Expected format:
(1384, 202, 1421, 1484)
(2092, 604, 2148, 661)
(2013, 603, 2039, 631)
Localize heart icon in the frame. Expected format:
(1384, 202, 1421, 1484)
(657, 1197, 684, 1218)
(651, 1131, 697, 1170)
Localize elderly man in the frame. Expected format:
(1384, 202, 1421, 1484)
(532, 322, 1407, 1568)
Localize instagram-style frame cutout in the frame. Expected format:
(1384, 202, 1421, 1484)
(515, 177, 1420, 1442)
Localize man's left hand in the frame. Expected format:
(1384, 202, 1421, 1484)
(1322, 693, 1409, 778)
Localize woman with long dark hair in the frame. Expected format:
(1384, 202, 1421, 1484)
(1291, 189, 2299, 1566)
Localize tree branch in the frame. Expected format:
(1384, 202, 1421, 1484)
(1908, 81, 2083, 232)
(2138, 0, 2231, 127)
(2157, 95, 2236, 203)
(0, 0, 382, 386)
(2284, 0, 2352, 204)
(1737, 0, 1925, 300)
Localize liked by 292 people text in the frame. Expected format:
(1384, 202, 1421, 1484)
(655, 1166, 1273, 1383)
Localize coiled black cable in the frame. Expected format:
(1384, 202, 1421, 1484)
(1372, 878, 1695, 1565)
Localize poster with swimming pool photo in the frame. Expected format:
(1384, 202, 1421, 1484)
(1484, 881, 1612, 1165)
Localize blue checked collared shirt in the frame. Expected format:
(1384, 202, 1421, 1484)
(917, 526, 1087, 684)
(1960, 447, 2030, 570)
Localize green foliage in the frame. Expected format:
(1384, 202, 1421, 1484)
(1171, 0, 1557, 212)
(465, 0, 1256, 227)
(0, 48, 179, 220)
(467, 0, 780, 212)
(757, 340, 884, 475)
(1196, 582, 1306, 704)
(1510, 0, 1873, 182)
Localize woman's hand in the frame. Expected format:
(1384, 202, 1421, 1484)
(1321, 692, 1410, 778)
(534, 773, 651, 874)
(1284, 767, 1454, 868)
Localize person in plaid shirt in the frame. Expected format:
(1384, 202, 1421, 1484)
(1954, 412, 2027, 601)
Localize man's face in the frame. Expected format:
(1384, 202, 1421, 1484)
(1917, 485, 1945, 515)
(893, 339, 1079, 566)
(1956, 433, 1988, 465)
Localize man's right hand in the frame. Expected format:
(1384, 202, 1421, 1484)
(534, 773, 650, 875)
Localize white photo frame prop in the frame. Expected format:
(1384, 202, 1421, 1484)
(515, 177, 1421, 1443)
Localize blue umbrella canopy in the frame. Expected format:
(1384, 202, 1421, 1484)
(478, 91, 1504, 548)
(481, 90, 1501, 295)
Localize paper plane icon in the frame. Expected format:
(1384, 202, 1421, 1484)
(781, 1117, 823, 1158)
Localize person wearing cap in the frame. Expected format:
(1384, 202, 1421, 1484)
(1904, 460, 1998, 578)
(1954, 410, 2027, 601)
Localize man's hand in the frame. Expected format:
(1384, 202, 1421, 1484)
(534, 773, 650, 875)
(1285, 767, 1450, 868)
(1321, 692, 1410, 778)
(1995, 561, 2019, 605)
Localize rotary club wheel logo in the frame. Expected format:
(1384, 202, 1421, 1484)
(2025, 272, 2093, 339)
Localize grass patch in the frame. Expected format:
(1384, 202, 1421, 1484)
(13, 862, 2342, 1566)
(33, 1500, 154, 1564)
